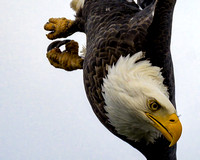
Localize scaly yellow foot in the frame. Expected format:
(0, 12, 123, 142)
(44, 18, 74, 40)
(47, 40, 83, 71)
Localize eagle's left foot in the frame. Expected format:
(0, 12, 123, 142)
(44, 18, 74, 40)
(46, 40, 83, 71)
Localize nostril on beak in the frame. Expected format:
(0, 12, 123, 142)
(169, 119, 175, 122)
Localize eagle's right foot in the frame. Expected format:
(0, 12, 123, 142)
(46, 40, 83, 71)
(44, 18, 74, 40)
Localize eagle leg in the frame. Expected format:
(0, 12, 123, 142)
(44, 18, 74, 40)
(46, 40, 83, 71)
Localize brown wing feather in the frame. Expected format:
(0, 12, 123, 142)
(82, 0, 178, 159)
(83, 0, 157, 147)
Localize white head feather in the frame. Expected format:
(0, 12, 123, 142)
(102, 51, 176, 143)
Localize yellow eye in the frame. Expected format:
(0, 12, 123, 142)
(148, 100, 160, 111)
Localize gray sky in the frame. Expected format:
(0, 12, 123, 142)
(0, 0, 200, 160)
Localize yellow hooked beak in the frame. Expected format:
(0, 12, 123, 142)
(146, 113, 182, 147)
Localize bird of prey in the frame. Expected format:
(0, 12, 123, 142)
(44, 0, 182, 159)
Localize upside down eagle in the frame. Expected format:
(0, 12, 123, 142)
(44, 0, 182, 159)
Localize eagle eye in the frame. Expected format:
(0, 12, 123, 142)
(148, 100, 160, 111)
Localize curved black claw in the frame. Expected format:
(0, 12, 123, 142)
(47, 40, 71, 52)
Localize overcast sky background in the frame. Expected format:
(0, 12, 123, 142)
(0, 0, 200, 160)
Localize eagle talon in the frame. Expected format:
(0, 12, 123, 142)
(47, 40, 71, 52)
(46, 40, 83, 71)
(44, 18, 74, 40)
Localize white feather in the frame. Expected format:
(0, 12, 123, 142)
(102, 51, 175, 143)
(70, 0, 85, 12)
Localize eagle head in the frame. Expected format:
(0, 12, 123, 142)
(102, 51, 182, 147)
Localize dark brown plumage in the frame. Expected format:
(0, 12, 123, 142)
(45, 0, 179, 159)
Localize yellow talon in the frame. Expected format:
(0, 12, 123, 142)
(46, 40, 83, 71)
(44, 18, 74, 40)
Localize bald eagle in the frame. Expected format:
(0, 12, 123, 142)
(44, 0, 182, 159)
